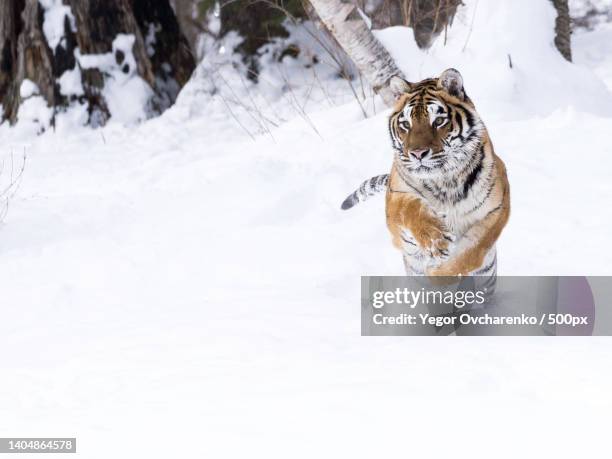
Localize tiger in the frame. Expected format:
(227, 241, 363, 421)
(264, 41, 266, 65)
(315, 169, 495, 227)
(342, 68, 510, 280)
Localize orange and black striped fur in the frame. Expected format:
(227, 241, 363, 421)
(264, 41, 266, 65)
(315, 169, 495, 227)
(343, 69, 510, 279)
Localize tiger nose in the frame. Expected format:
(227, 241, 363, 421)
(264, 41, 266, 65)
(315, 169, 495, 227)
(409, 148, 430, 160)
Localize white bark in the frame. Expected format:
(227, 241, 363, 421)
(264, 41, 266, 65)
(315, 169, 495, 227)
(308, 0, 406, 107)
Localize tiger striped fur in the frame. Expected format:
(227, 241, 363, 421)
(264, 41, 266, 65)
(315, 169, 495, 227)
(343, 68, 510, 280)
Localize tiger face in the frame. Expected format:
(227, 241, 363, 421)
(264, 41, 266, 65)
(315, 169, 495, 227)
(388, 69, 484, 178)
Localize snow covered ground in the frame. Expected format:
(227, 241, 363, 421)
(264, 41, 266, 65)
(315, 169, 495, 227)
(1, 1, 612, 457)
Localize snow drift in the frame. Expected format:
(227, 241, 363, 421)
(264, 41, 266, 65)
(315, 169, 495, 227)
(376, 0, 612, 119)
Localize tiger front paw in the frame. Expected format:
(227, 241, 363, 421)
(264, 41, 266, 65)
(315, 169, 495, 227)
(415, 227, 454, 259)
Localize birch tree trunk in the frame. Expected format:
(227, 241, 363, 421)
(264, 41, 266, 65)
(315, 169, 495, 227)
(307, 0, 406, 106)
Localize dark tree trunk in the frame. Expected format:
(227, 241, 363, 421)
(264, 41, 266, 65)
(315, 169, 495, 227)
(0, 0, 195, 128)
(218, 0, 305, 80)
(356, 0, 462, 49)
(1, 0, 56, 124)
(551, 0, 572, 61)
(132, 0, 195, 104)
(405, 0, 462, 48)
(0, 0, 24, 113)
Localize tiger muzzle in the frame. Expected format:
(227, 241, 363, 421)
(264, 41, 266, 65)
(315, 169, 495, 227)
(408, 148, 430, 160)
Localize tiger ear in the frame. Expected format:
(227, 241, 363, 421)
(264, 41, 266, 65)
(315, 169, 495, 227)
(389, 75, 412, 98)
(438, 68, 465, 99)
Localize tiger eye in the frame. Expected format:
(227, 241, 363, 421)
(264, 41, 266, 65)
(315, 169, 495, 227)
(433, 117, 445, 128)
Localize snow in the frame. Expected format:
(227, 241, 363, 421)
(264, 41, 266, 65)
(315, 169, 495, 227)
(38, 0, 157, 126)
(573, 21, 612, 90)
(19, 79, 39, 99)
(58, 66, 85, 97)
(77, 34, 155, 125)
(145, 23, 160, 57)
(375, 0, 612, 119)
(1, 1, 612, 457)
(571, 0, 612, 25)
(38, 0, 85, 121)
(39, 0, 76, 51)
(16, 80, 53, 134)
